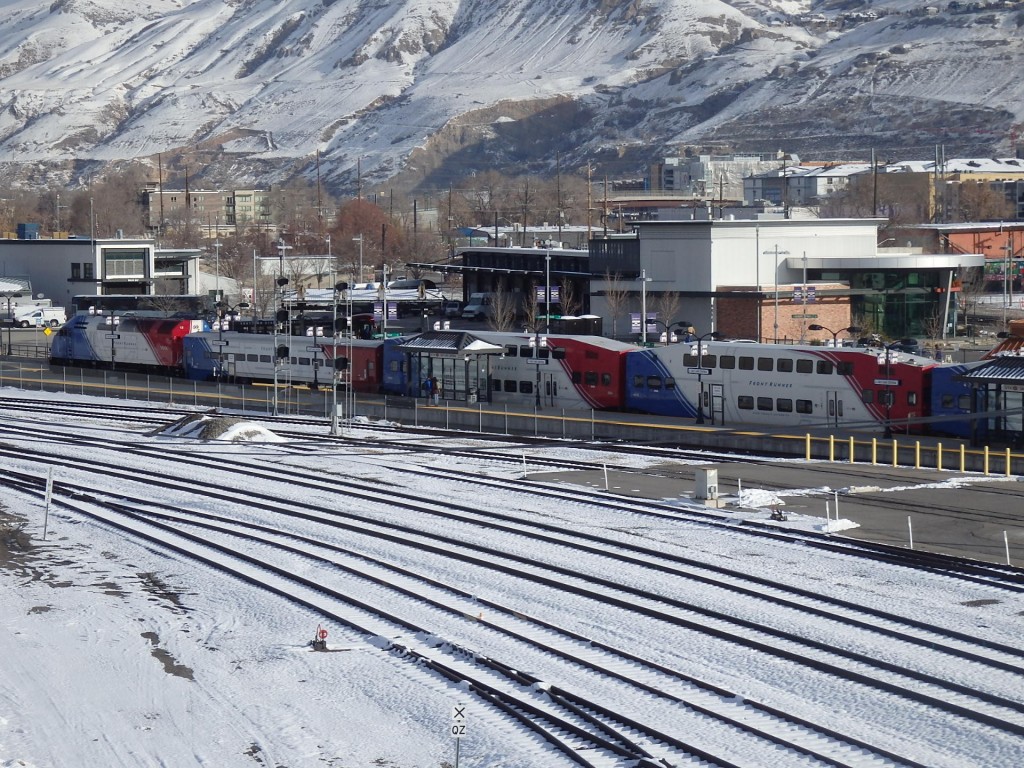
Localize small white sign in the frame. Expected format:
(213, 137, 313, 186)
(451, 704, 468, 740)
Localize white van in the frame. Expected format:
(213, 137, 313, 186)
(461, 293, 494, 321)
(15, 307, 66, 328)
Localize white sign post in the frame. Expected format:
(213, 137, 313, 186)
(451, 704, 468, 767)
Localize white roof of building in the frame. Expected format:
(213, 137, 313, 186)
(886, 158, 1024, 174)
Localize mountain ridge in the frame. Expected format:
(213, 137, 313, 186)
(0, 0, 1021, 193)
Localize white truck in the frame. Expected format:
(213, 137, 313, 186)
(14, 307, 66, 328)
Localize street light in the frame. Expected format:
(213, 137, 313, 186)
(692, 331, 722, 424)
(764, 245, 790, 343)
(808, 323, 862, 347)
(272, 276, 289, 416)
(3, 292, 22, 355)
(638, 269, 652, 345)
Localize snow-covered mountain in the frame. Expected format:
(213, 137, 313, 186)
(0, 0, 1021, 193)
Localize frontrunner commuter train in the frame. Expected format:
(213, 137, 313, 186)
(48, 314, 987, 436)
(49, 314, 208, 372)
(625, 340, 938, 432)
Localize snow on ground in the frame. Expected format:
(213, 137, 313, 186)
(1, 388, 1023, 767)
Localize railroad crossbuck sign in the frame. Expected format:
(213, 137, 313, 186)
(451, 704, 468, 739)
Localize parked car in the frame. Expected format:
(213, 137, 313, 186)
(442, 300, 462, 318)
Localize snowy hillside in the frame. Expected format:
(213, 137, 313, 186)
(0, 0, 1021, 192)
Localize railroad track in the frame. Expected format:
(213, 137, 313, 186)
(2, 415, 1023, 765)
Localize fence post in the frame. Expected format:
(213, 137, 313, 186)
(914, 441, 921, 469)
(891, 439, 898, 468)
(984, 446, 990, 476)
(871, 438, 877, 465)
(805, 434, 811, 461)
(1006, 447, 1012, 478)
(960, 444, 966, 473)
(828, 435, 835, 462)
(849, 436, 855, 463)
(936, 443, 943, 472)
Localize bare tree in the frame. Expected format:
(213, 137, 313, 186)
(559, 279, 583, 317)
(602, 271, 631, 339)
(652, 291, 683, 335)
(488, 280, 518, 331)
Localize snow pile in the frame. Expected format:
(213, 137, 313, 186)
(155, 412, 287, 443)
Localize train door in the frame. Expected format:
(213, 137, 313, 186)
(826, 390, 844, 428)
(708, 383, 725, 424)
(541, 371, 558, 408)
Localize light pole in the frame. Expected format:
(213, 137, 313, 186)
(353, 234, 364, 284)
(693, 331, 721, 424)
(545, 250, 552, 334)
(764, 245, 790, 343)
(273, 276, 289, 416)
(3, 292, 22, 355)
(638, 269, 652, 345)
(529, 330, 547, 409)
(213, 239, 222, 303)
(106, 313, 120, 370)
(877, 342, 902, 439)
(808, 323, 862, 347)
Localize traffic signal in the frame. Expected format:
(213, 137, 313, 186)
(335, 357, 349, 370)
(276, 309, 288, 323)
(276, 345, 289, 359)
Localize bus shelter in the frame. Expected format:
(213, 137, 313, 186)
(396, 331, 505, 403)
(957, 354, 1024, 446)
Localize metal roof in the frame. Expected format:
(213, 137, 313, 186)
(957, 355, 1024, 385)
(395, 331, 505, 356)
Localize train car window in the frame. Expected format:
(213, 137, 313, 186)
(298, 357, 311, 366)
(646, 376, 662, 390)
(585, 351, 598, 359)
(490, 378, 502, 392)
(862, 390, 875, 404)
(505, 379, 517, 391)
(796, 359, 813, 374)
(757, 397, 773, 411)
(738, 396, 754, 409)
(537, 347, 550, 359)
(757, 357, 773, 371)
(816, 360, 834, 375)
(519, 345, 533, 357)
(633, 375, 645, 388)
(389, 361, 400, 372)
(571, 371, 581, 384)
(247, 354, 258, 362)
(552, 349, 566, 360)
(957, 394, 971, 409)
(368, 362, 375, 372)
(601, 373, 612, 386)
(505, 346, 518, 357)
(520, 381, 533, 394)
(879, 390, 895, 406)
(739, 357, 754, 370)
(719, 355, 734, 369)
(837, 362, 854, 375)
(585, 372, 598, 386)
(777, 358, 794, 373)
(702, 354, 716, 368)
(941, 394, 954, 408)
(796, 399, 813, 414)
(664, 377, 676, 389)
(683, 353, 697, 366)
(259, 354, 271, 363)
(907, 392, 918, 406)
(777, 398, 793, 412)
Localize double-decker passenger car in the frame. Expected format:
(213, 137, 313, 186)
(625, 340, 936, 432)
(469, 331, 634, 410)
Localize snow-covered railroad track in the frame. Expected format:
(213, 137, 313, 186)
(0, 472, 964, 767)
(2, 448, 1024, 765)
